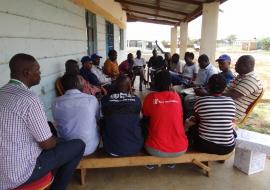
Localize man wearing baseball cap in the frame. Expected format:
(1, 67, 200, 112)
(90, 53, 111, 85)
(216, 54, 234, 85)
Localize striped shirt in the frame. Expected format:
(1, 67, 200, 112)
(194, 96, 236, 146)
(0, 82, 52, 189)
(226, 72, 263, 121)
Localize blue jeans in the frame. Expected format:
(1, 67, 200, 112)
(25, 139, 85, 190)
(170, 72, 189, 86)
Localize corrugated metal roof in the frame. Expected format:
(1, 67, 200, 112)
(115, 0, 227, 25)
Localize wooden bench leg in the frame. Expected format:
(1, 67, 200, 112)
(80, 168, 87, 185)
(192, 159, 211, 177)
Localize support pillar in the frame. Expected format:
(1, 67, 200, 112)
(200, 2, 219, 63)
(170, 26, 177, 54)
(179, 22, 188, 60)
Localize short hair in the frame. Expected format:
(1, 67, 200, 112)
(61, 74, 81, 91)
(155, 70, 171, 91)
(185, 52, 194, 60)
(207, 74, 227, 94)
(108, 49, 117, 57)
(136, 50, 141, 54)
(112, 75, 130, 93)
(198, 54, 209, 63)
(65, 59, 79, 74)
(127, 53, 133, 59)
(172, 53, 179, 60)
(9, 53, 37, 77)
(237, 55, 255, 71)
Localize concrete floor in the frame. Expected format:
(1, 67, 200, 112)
(68, 155, 270, 190)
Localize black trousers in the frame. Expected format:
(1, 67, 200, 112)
(187, 126, 235, 155)
(25, 139, 85, 190)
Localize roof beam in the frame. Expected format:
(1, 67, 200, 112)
(127, 15, 179, 26)
(115, 0, 188, 16)
(156, 0, 160, 16)
(169, 0, 202, 6)
(185, 5, 202, 22)
(123, 9, 183, 21)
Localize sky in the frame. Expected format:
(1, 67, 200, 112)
(127, 0, 270, 41)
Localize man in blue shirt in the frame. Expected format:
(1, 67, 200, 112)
(101, 75, 144, 156)
(216, 54, 234, 85)
(52, 74, 100, 156)
(80, 56, 101, 86)
(194, 54, 217, 87)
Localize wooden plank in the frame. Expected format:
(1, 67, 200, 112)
(115, 0, 188, 16)
(192, 159, 211, 176)
(123, 8, 183, 22)
(80, 168, 87, 185)
(77, 151, 233, 169)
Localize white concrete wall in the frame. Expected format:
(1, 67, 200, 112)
(114, 25, 127, 63)
(0, 0, 127, 120)
(96, 15, 107, 64)
(96, 16, 127, 66)
(0, 0, 88, 120)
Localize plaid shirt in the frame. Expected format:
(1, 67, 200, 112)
(0, 81, 52, 189)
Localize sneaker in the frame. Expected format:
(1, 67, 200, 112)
(145, 165, 157, 170)
(166, 164, 176, 169)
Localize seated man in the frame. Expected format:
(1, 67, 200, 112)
(193, 54, 217, 87)
(186, 74, 236, 155)
(101, 75, 144, 156)
(56, 59, 104, 96)
(0, 54, 85, 190)
(224, 55, 263, 122)
(170, 52, 198, 86)
(103, 49, 120, 79)
(119, 53, 134, 79)
(216, 54, 234, 85)
(52, 74, 100, 156)
(149, 55, 165, 90)
(184, 54, 217, 118)
(148, 49, 159, 69)
(163, 52, 171, 70)
(91, 53, 111, 85)
(80, 56, 102, 86)
(142, 70, 188, 157)
(133, 50, 147, 91)
(182, 52, 198, 81)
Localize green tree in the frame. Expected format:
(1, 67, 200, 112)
(225, 34, 237, 45)
(258, 37, 270, 51)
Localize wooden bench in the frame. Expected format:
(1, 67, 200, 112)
(76, 150, 233, 185)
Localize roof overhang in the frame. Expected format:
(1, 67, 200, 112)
(115, 0, 227, 26)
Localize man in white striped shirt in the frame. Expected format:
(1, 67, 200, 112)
(0, 54, 85, 190)
(224, 55, 263, 121)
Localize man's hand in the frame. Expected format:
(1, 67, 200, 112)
(39, 136, 58, 150)
(194, 87, 208, 96)
(223, 89, 243, 100)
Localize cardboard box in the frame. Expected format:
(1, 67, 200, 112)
(234, 147, 266, 175)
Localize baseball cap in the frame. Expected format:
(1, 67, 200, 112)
(91, 53, 102, 60)
(81, 56, 92, 64)
(216, 54, 231, 62)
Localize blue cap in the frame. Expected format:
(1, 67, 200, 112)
(91, 53, 102, 60)
(81, 56, 92, 64)
(216, 54, 231, 62)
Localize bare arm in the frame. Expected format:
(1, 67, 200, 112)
(223, 89, 243, 100)
(38, 136, 58, 150)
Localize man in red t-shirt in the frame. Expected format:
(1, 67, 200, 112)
(142, 70, 188, 157)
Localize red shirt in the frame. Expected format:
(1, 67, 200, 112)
(142, 91, 188, 153)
